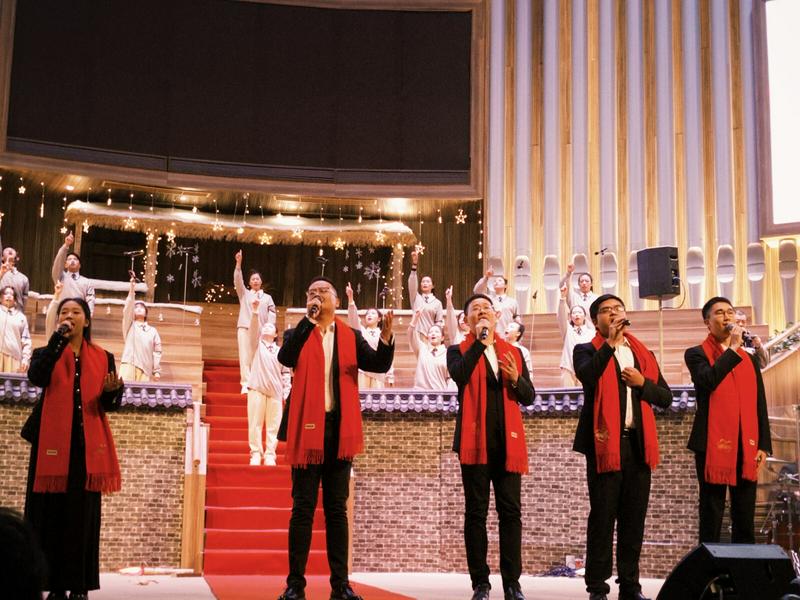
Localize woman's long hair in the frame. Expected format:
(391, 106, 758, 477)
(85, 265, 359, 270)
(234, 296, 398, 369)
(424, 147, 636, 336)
(56, 297, 92, 341)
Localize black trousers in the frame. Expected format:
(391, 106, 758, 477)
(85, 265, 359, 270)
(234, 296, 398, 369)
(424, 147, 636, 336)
(460, 458, 522, 591)
(287, 413, 351, 591)
(694, 451, 757, 544)
(585, 433, 651, 596)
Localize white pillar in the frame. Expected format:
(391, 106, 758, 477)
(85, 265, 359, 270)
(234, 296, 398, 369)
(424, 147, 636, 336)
(487, 0, 506, 270)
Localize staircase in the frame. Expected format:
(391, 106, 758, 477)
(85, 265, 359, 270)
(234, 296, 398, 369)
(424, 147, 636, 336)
(202, 358, 328, 575)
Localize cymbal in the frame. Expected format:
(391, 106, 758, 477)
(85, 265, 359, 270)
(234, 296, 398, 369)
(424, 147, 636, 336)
(767, 457, 796, 465)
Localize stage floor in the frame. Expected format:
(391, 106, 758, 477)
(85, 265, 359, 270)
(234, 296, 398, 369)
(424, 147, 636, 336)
(90, 572, 666, 599)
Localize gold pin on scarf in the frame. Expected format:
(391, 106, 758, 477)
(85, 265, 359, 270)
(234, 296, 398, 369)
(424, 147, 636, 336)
(304, 423, 316, 430)
(46, 449, 58, 456)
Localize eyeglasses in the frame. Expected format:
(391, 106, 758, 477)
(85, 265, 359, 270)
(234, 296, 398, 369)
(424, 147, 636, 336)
(306, 287, 334, 297)
(597, 304, 626, 315)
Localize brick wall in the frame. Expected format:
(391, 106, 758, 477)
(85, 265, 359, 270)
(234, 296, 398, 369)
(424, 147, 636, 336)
(0, 403, 185, 571)
(353, 411, 698, 579)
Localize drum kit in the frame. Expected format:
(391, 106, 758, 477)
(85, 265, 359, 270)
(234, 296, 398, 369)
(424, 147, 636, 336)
(761, 456, 800, 554)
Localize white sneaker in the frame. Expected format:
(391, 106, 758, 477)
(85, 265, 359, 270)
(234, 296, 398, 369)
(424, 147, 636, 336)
(264, 456, 277, 466)
(249, 455, 261, 466)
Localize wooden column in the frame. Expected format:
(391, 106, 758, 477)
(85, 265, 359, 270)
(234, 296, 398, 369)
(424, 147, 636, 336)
(144, 230, 158, 303)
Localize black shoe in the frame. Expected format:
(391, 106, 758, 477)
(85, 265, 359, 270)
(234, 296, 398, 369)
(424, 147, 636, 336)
(619, 592, 650, 600)
(588, 594, 608, 600)
(278, 587, 306, 600)
(46, 593, 68, 600)
(505, 585, 526, 600)
(329, 583, 363, 600)
(471, 583, 491, 600)
(68, 594, 88, 600)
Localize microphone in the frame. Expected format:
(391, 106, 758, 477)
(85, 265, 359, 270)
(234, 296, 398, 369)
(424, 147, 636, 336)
(594, 247, 608, 256)
(56, 322, 71, 336)
(725, 323, 735, 332)
(308, 304, 320, 318)
(621, 319, 631, 327)
(123, 250, 145, 256)
(479, 327, 489, 340)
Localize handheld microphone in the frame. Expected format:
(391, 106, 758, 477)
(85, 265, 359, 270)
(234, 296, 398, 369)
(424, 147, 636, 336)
(621, 319, 631, 327)
(308, 304, 320, 318)
(479, 327, 489, 340)
(56, 322, 71, 336)
(725, 323, 735, 332)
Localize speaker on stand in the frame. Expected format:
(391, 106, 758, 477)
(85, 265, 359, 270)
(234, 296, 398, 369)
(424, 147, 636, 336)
(636, 246, 680, 365)
(657, 544, 796, 599)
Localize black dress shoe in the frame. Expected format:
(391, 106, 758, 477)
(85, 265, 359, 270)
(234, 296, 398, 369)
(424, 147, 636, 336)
(329, 583, 363, 600)
(471, 583, 491, 600)
(619, 592, 650, 600)
(588, 593, 608, 600)
(68, 594, 88, 600)
(505, 585, 526, 600)
(46, 593, 68, 600)
(277, 587, 306, 600)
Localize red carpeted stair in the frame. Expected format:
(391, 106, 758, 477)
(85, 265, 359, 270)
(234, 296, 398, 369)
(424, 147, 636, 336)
(202, 359, 328, 576)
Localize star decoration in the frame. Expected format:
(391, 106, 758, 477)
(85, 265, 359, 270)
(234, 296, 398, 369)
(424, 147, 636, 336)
(333, 237, 345, 251)
(374, 231, 386, 243)
(368, 247, 375, 254)
(259, 233, 272, 245)
(342, 265, 349, 273)
(124, 217, 137, 230)
(414, 242, 426, 256)
(455, 209, 467, 224)
(60, 226, 68, 234)
(292, 228, 303, 239)
(166, 229, 176, 243)
(236, 226, 244, 234)
(81, 220, 90, 233)
(18, 185, 26, 195)
(212, 221, 223, 232)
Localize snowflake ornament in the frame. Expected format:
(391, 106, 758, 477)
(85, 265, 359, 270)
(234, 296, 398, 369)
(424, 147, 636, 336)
(166, 274, 175, 283)
(343, 265, 349, 273)
(192, 254, 200, 264)
(191, 269, 202, 288)
(355, 248, 363, 258)
(355, 260, 363, 270)
(364, 262, 381, 281)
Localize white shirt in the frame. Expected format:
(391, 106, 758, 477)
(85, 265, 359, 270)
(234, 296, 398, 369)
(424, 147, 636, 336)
(321, 322, 336, 412)
(412, 343, 451, 390)
(483, 343, 499, 378)
(52, 245, 96, 314)
(408, 270, 444, 337)
(512, 342, 533, 376)
(247, 340, 286, 398)
(614, 340, 635, 428)
(560, 325, 595, 374)
(0, 267, 30, 311)
(234, 267, 276, 329)
(121, 292, 163, 377)
(0, 305, 32, 366)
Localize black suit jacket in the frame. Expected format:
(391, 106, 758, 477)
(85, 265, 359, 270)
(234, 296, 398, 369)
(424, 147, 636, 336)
(276, 317, 394, 441)
(572, 340, 672, 458)
(446, 338, 535, 454)
(684, 344, 771, 455)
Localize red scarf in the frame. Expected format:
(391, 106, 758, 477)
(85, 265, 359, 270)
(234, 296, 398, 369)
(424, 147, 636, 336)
(285, 318, 362, 466)
(33, 340, 121, 494)
(591, 332, 660, 473)
(458, 334, 528, 474)
(701, 334, 759, 485)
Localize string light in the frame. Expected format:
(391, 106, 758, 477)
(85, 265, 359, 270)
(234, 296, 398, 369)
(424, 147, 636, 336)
(107, 188, 112, 206)
(358, 206, 363, 223)
(478, 207, 483, 260)
(124, 192, 136, 229)
(60, 194, 68, 234)
(39, 182, 45, 218)
(292, 227, 303, 239)
(18, 177, 25, 195)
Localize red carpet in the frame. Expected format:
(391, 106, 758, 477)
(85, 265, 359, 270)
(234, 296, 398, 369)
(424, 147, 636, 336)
(202, 359, 328, 577)
(205, 575, 414, 600)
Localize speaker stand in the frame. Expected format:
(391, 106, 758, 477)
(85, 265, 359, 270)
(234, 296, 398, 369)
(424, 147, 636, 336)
(658, 296, 664, 366)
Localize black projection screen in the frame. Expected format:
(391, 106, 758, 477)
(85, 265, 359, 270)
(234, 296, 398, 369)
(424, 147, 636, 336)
(5, 0, 472, 185)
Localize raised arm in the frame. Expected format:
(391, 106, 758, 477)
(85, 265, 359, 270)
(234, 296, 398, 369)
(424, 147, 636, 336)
(44, 282, 63, 339)
(345, 282, 361, 329)
(51, 234, 71, 285)
(408, 310, 422, 355)
(445, 286, 459, 344)
(557, 285, 569, 338)
(233, 250, 245, 299)
(122, 278, 135, 338)
(249, 310, 260, 357)
(560, 264, 575, 308)
(408, 258, 419, 306)
(473, 268, 492, 294)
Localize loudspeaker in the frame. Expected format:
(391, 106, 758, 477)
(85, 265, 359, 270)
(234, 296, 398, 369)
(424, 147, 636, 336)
(637, 246, 680, 300)
(657, 543, 795, 600)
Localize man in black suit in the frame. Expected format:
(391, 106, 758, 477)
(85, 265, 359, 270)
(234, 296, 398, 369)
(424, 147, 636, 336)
(685, 297, 771, 543)
(447, 294, 535, 600)
(276, 276, 394, 600)
(573, 294, 671, 600)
